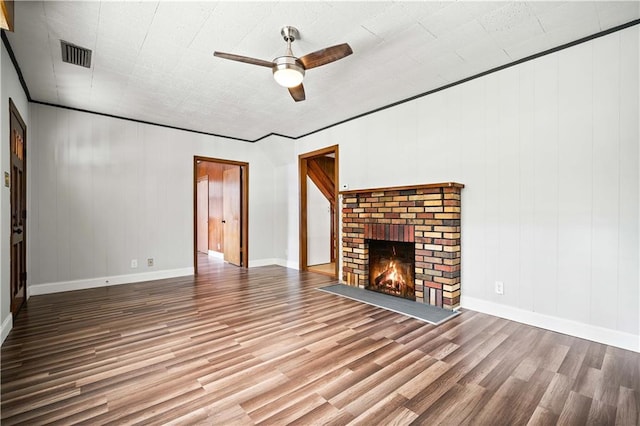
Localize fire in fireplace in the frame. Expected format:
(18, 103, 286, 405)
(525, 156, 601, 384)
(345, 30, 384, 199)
(367, 240, 415, 301)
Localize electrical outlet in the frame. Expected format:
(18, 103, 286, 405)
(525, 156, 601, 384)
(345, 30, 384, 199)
(147, 258, 154, 267)
(495, 281, 504, 295)
(131, 259, 138, 268)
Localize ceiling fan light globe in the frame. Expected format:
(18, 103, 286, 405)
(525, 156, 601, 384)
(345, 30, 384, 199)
(272, 56, 305, 88)
(274, 68, 304, 87)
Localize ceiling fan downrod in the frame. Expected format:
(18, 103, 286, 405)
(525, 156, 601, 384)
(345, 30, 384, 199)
(281, 26, 299, 56)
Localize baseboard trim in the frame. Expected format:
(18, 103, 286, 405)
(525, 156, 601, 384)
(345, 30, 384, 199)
(28, 268, 195, 297)
(249, 258, 299, 269)
(281, 259, 299, 270)
(248, 258, 273, 268)
(461, 296, 639, 353)
(1, 314, 13, 345)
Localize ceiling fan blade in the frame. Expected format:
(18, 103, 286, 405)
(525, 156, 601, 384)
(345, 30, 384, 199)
(299, 43, 353, 70)
(213, 51, 273, 68)
(288, 83, 305, 102)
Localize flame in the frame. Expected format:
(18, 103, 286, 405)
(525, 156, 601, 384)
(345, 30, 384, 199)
(368, 245, 414, 299)
(383, 261, 405, 289)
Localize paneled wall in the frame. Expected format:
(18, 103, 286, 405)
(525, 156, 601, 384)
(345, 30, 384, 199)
(292, 26, 639, 348)
(27, 104, 278, 288)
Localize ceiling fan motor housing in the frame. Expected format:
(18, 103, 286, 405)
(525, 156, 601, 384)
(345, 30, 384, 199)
(272, 56, 305, 87)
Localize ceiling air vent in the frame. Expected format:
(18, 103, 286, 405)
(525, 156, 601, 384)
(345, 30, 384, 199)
(60, 40, 92, 68)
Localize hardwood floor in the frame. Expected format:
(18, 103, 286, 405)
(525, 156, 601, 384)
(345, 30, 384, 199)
(2, 256, 639, 425)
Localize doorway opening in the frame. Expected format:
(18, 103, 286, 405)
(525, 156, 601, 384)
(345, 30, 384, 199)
(193, 156, 248, 274)
(299, 145, 339, 278)
(10, 99, 27, 318)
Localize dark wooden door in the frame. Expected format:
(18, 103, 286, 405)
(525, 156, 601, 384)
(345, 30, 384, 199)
(10, 99, 27, 317)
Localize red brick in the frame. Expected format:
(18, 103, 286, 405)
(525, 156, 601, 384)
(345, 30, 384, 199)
(424, 281, 443, 290)
(417, 213, 435, 219)
(434, 263, 460, 272)
(435, 238, 458, 246)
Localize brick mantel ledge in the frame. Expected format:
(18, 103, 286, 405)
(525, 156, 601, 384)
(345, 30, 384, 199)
(340, 182, 464, 196)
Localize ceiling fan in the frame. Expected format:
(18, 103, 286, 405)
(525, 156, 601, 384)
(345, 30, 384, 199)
(213, 26, 353, 102)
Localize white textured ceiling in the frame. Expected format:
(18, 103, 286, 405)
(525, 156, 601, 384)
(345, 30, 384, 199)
(6, 1, 640, 141)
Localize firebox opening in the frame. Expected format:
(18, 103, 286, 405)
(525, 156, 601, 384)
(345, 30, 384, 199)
(367, 240, 415, 301)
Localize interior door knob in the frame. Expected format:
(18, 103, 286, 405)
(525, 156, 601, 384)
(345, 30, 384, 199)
(13, 228, 22, 234)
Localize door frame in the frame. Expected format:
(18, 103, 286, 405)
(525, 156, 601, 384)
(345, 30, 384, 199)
(299, 145, 339, 277)
(193, 156, 249, 274)
(9, 98, 27, 317)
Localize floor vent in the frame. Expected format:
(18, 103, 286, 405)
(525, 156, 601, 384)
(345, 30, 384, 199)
(60, 40, 92, 68)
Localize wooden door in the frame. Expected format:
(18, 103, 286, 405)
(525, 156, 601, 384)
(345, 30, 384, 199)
(223, 167, 241, 266)
(10, 100, 27, 317)
(196, 177, 209, 254)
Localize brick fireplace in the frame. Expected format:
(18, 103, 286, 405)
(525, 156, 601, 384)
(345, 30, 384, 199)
(341, 182, 463, 310)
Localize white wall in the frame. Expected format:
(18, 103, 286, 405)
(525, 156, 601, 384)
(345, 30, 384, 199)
(27, 104, 279, 293)
(1, 42, 31, 342)
(256, 134, 297, 268)
(306, 176, 331, 266)
(289, 26, 639, 351)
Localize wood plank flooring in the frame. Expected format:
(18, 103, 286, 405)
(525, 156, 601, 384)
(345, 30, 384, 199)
(2, 256, 639, 425)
